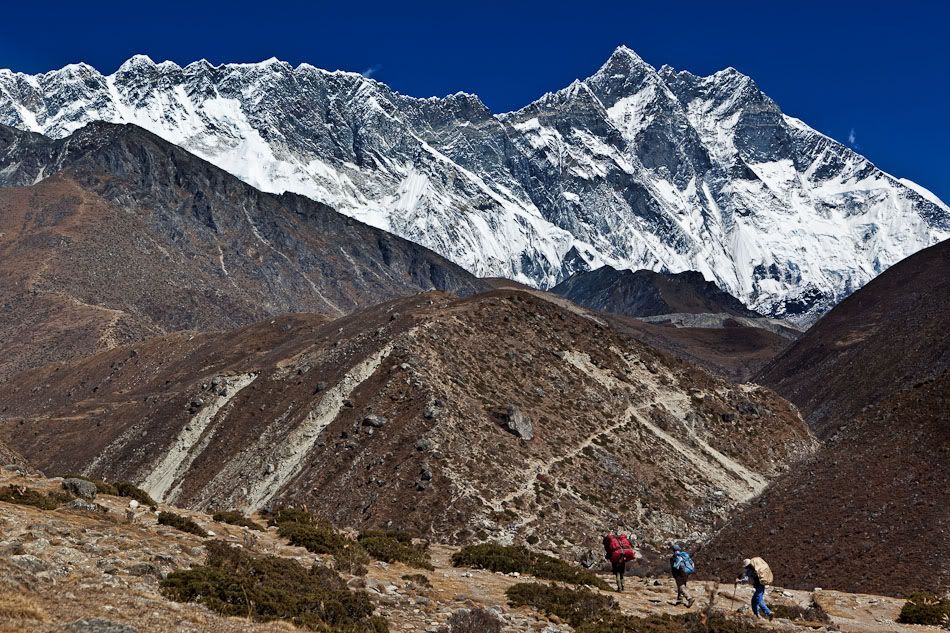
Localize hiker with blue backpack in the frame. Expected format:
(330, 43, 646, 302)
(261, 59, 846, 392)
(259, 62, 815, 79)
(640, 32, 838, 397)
(670, 543, 695, 607)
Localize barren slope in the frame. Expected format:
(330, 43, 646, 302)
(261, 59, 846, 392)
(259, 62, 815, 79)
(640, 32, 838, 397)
(0, 123, 486, 377)
(0, 290, 814, 565)
(702, 372, 949, 596)
(756, 238, 950, 436)
(702, 241, 950, 596)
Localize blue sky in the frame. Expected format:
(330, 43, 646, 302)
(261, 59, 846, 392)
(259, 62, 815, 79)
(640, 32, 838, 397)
(2, 0, 947, 202)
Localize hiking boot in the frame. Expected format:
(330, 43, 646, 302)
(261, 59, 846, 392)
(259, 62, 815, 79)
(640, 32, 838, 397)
(686, 598, 694, 608)
(768, 613, 774, 622)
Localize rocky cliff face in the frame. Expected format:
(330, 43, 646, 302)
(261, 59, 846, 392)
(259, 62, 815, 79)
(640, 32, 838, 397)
(0, 122, 486, 377)
(1, 48, 946, 323)
(0, 290, 815, 560)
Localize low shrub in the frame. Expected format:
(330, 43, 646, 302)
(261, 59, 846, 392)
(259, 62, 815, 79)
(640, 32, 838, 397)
(57, 477, 157, 508)
(0, 485, 72, 510)
(575, 612, 772, 633)
(275, 516, 369, 576)
(772, 601, 832, 625)
(158, 511, 207, 537)
(401, 573, 432, 589)
(897, 592, 950, 628)
(161, 540, 388, 632)
(359, 528, 415, 544)
(114, 481, 158, 508)
(264, 506, 316, 527)
(440, 608, 502, 633)
(451, 543, 610, 590)
(212, 510, 264, 531)
(506, 583, 616, 627)
(358, 530, 433, 570)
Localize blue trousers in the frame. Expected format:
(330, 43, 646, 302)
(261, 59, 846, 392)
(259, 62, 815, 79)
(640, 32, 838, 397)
(752, 585, 772, 617)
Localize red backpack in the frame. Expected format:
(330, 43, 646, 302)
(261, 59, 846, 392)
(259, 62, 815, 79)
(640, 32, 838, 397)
(603, 533, 636, 564)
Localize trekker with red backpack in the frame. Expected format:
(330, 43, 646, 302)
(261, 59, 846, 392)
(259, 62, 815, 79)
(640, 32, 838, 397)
(603, 526, 638, 592)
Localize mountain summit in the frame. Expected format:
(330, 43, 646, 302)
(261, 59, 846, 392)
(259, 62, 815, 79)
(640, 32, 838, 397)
(1, 47, 947, 323)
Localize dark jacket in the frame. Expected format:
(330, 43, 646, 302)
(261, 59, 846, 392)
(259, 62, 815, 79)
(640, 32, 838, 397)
(739, 565, 764, 589)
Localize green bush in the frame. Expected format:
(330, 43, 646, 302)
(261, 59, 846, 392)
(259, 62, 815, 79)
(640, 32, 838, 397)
(444, 608, 502, 633)
(0, 485, 72, 510)
(161, 540, 388, 632)
(898, 592, 950, 627)
(212, 510, 264, 531)
(772, 601, 831, 624)
(158, 511, 208, 537)
(275, 516, 370, 576)
(359, 528, 415, 544)
(115, 481, 158, 508)
(451, 543, 610, 590)
(264, 506, 316, 527)
(506, 583, 616, 627)
(358, 530, 433, 570)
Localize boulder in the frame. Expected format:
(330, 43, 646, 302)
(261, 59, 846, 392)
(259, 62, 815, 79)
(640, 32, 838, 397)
(62, 498, 101, 512)
(503, 404, 534, 441)
(414, 438, 433, 452)
(63, 477, 97, 500)
(11, 554, 48, 573)
(363, 415, 388, 428)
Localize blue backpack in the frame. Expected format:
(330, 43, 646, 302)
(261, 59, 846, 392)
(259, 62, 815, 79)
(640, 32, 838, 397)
(674, 551, 695, 575)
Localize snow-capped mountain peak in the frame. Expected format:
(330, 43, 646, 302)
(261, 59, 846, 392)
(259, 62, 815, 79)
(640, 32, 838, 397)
(0, 48, 946, 323)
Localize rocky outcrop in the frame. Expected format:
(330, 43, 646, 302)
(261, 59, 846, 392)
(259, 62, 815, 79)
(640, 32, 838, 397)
(553, 267, 762, 319)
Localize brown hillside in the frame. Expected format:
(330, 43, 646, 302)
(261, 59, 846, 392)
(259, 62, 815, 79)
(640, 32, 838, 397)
(0, 123, 485, 378)
(0, 289, 814, 565)
(702, 371, 950, 595)
(756, 239, 950, 437)
(703, 241, 950, 596)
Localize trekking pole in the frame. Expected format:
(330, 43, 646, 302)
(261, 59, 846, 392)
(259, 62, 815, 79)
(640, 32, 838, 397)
(732, 582, 737, 606)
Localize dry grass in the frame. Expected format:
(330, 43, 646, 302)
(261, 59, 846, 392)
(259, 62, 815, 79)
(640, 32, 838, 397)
(0, 592, 48, 622)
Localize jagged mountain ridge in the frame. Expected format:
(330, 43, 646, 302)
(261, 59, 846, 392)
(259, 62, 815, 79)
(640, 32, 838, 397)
(1, 48, 946, 323)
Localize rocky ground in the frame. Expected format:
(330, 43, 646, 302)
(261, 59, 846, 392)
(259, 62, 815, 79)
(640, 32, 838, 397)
(0, 467, 934, 633)
(0, 290, 815, 566)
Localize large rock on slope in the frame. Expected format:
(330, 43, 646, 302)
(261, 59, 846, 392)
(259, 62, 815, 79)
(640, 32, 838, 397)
(0, 290, 814, 563)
